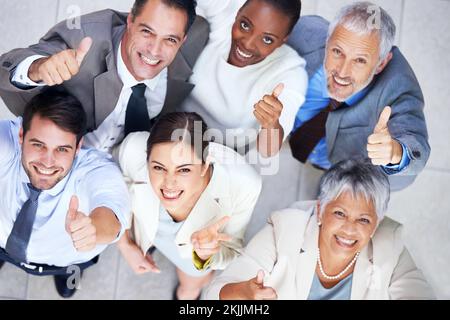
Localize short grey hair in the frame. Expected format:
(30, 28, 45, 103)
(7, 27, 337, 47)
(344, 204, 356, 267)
(327, 1, 396, 61)
(317, 158, 390, 222)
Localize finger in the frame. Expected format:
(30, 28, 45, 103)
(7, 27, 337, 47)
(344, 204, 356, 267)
(69, 215, 91, 233)
(374, 106, 391, 133)
(256, 287, 278, 300)
(55, 62, 73, 82)
(41, 72, 55, 86)
(46, 66, 64, 85)
(195, 240, 219, 250)
(367, 150, 389, 160)
(67, 195, 79, 222)
(73, 235, 96, 251)
(70, 223, 96, 241)
(367, 133, 391, 145)
(75, 37, 93, 65)
(210, 216, 231, 232)
(256, 269, 265, 285)
(371, 158, 390, 166)
(255, 100, 276, 117)
(143, 256, 161, 273)
(217, 232, 233, 242)
(271, 83, 284, 98)
(254, 106, 273, 124)
(194, 247, 220, 257)
(262, 95, 283, 112)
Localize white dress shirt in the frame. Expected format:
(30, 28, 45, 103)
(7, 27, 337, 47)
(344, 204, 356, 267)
(11, 42, 168, 153)
(0, 118, 131, 267)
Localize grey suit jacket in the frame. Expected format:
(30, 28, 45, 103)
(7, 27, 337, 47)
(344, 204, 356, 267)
(287, 16, 430, 191)
(0, 9, 209, 132)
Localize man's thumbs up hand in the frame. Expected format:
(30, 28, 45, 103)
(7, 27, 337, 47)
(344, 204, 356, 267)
(367, 106, 402, 166)
(29, 36, 93, 86)
(66, 195, 97, 252)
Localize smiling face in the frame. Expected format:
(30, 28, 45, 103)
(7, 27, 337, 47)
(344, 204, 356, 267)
(122, 0, 187, 81)
(148, 141, 210, 218)
(324, 25, 391, 101)
(318, 191, 378, 262)
(228, 0, 291, 67)
(20, 116, 80, 190)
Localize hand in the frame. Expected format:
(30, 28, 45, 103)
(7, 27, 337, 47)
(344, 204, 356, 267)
(191, 216, 232, 261)
(66, 195, 96, 252)
(28, 37, 92, 85)
(121, 244, 161, 274)
(254, 83, 284, 129)
(221, 270, 277, 300)
(367, 106, 403, 165)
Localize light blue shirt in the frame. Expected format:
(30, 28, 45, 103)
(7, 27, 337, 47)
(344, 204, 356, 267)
(291, 66, 410, 172)
(307, 273, 353, 300)
(0, 118, 131, 267)
(153, 206, 210, 277)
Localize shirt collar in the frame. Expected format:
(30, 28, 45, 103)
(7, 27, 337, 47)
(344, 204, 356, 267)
(117, 41, 164, 91)
(319, 65, 371, 106)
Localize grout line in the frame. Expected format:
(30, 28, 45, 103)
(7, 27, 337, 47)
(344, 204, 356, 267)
(112, 246, 122, 300)
(55, 0, 61, 24)
(398, 0, 406, 48)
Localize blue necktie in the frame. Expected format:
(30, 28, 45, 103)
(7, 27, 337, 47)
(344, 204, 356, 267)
(5, 183, 42, 263)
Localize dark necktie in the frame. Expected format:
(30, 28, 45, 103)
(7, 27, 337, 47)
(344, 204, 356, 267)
(289, 99, 346, 163)
(5, 183, 42, 263)
(124, 83, 151, 136)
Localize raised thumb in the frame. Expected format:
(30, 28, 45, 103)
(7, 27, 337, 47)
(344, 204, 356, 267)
(374, 106, 391, 133)
(67, 195, 79, 222)
(75, 37, 92, 65)
(272, 83, 284, 99)
(256, 269, 265, 285)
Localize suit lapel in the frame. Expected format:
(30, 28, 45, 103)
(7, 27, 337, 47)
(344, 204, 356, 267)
(326, 107, 346, 157)
(296, 211, 320, 299)
(93, 27, 125, 127)
(162, 52, 194, 116)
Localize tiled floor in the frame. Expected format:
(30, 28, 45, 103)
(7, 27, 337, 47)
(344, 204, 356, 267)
(1, 0, 449, 299)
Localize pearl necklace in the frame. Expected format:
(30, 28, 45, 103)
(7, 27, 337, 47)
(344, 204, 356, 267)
(317, 248, 360, 281)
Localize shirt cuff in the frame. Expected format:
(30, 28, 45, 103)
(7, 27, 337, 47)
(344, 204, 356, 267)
(192, 250, 213, 271)
(382, 141, 411, 174)
(11, 55, 47, 88)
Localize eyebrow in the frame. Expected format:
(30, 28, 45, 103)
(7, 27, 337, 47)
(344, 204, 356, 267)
(151, 161, 194, 169)
(29, 138, 74, 150)
(138, 23, 182, 41)
(333, 44, 371, 58)
(240, 15, 280, 39)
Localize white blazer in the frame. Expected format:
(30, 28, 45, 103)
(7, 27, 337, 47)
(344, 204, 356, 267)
(204, 201, 435, 299)
(116, 132, 262, 270)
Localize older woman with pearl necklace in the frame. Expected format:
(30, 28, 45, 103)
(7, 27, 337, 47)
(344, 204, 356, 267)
(204, 158, 435, 300)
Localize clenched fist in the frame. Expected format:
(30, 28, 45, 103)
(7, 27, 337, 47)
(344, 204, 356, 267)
(254, 83, 284, 129)
(28, 37, 92, 86)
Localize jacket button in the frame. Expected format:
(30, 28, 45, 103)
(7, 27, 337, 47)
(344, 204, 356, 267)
(2, 61, 12, 68)
(412, 150, 421, 158)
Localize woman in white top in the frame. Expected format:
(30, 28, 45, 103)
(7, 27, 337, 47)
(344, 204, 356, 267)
(204, 158, 435, 300)
(115, 112, 262, 300)
(179, 0, 308, 157)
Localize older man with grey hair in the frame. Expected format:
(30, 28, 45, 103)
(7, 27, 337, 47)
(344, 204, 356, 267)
(204, 158, 434, 300)
(287, 2, 429, 196)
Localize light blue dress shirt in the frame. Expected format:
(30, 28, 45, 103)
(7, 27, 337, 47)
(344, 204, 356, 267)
(291, 66, 410, 172)
(0, 118, 131, 266)
(307, 273, 353, 300)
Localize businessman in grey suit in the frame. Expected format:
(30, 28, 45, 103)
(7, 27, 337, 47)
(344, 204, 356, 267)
(288, 2, 429, 193)
(0, 0, 208, 153)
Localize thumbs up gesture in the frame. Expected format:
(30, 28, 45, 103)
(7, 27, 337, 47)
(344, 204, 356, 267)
(66, 195, 97, 252)
(191, 216, 233, 261)
(254, 83, 285, 129)
(367, 106, 403, 166)
(243, 270, 278, 300)
(28, 37, 92, 86)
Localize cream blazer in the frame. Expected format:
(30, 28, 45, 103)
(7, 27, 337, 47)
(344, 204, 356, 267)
(115, 132, 262, 270)
(204, 201, 435, 299)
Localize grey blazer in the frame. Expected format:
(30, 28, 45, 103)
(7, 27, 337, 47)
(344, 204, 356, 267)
(287, 16, 430, 191)
(0, 9, 209, 132)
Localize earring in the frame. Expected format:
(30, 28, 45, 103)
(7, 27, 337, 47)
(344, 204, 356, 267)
(317, 221, 322, 227)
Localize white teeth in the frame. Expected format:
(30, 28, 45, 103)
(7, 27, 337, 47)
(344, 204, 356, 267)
(336, 236, 357, 246)
(141, 54, 160, 66)
(236, 46, 252, 59)
(162, 190, 182, 199)
(35, 166, 57, 175)
(333, 75, 351, 86)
